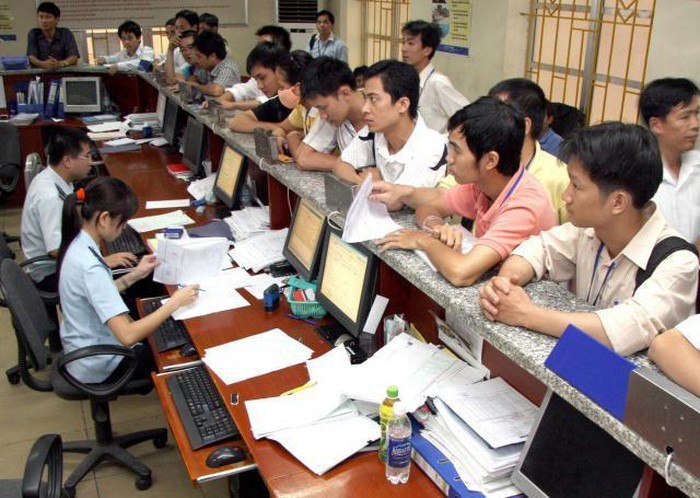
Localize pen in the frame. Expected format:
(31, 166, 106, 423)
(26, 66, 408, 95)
(285, 313, 317, 326)
(177, 284, 206, 292)
(280, 380, 317, 396)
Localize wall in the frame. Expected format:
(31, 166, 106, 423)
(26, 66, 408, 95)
(2, 0, 36, 56)
(645, 0, 700, 82)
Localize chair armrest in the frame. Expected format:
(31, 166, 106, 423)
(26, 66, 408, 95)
(56, 345, 138, 397)
(22, 434, 62, 498)
(19, 255, 54, 268)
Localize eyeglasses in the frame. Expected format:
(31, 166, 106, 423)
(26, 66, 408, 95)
(74, 153, 92, 161)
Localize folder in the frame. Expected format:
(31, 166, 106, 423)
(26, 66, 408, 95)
(544, 324, 637, 420)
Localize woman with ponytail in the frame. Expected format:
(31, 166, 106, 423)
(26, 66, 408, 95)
(58, 177, 199, 384)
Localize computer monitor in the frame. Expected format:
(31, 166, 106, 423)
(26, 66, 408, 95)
(214, 145, 248, 209)
(511, 390, 643, 498)
(62, 77, 102, 113)
(316, 227, 377, 337)
(162, 97, 183, 146)
(156, 93, 167, 128)
(283, 198, 327, 281)
(182, 116, 206, 176)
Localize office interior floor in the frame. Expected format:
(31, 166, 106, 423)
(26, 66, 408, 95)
(0, 206, 267, 498)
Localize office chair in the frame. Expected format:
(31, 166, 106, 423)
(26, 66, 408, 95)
(23, 153, 44, 189)
(0, 259, 168, 497)
(0, 434, 63, 498)
(0, 233, 58, 386)
(0, 123, 21, 200)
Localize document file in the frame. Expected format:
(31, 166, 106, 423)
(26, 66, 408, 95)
(228, 228, 288, 272)
(128, 209, 195, 233)
(342, 175, 401, 243)
(153, 237, 229, 285)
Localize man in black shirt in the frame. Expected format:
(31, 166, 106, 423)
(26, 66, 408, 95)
(27, 2, 79, 69)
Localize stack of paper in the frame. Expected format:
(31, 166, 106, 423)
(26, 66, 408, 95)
(228, 228, 288, 272)
(127, 210, 195, 233)
(125, 112, 159, 126)
(153, 236, 230, 285)
(224, 206, 270, 240)
(203, 328, 314, 385)
(417, 378, 537, 497)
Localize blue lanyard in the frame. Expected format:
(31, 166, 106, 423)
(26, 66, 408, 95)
(586, 243, 616, 307)
(497, 166, 526, 213)
(419, 69, 436, 100)
(88, 246, 110, 271)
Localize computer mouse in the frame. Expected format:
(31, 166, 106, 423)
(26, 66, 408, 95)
(334, 333, 354, 347)
(205, 446, 246, 468)
(180, 343, 197, 358)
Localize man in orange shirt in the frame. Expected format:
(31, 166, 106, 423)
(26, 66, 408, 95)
(371, 97, 556, 286)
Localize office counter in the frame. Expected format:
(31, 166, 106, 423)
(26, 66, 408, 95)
(3, 66, 697, 495)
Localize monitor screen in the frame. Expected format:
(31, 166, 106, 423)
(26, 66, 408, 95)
(182, 117, 206, 175)
(511, 391, 643, 498)
(162, 98, 181, 145)
(62, 77, 101, 113)
(283, 199, 326, 281)
(214, 145, 247, 209)
(156, 93, 167, 128)
(317, 228, 377, 337)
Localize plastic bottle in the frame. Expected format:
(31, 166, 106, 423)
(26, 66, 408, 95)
(385, 401, 412, 485)
(378, 385, 400, 462)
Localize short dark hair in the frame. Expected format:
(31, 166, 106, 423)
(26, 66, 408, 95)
(402, 20, 442, 59)
(246, 41, 286, 75)
(118, 20, 141, 39)
(179, 30, 196, 41)
(353, 65, 368, 79)
(276, 50, 313, 86)
(302, 57, 356, 100)
(448, 97, 525, 176)
(560, 122, 662, 209)
(316, 10, 335, 24)
(37, 2, 60, 17)
(47, 127, 90, 166)
(488, 78, 547, 139)
(175, 9, 199, 29)
(364, 60, 419, 119)
(165, 18, 176, 27)
(639, 78, 700, 125)
(192, 31, 227, 60)
(255, 25, 292, 52)
(199, 13, 219, 28)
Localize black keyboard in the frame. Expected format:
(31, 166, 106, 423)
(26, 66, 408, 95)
(142, 299, 191, 352)
(315, 324, 367, 364)
(105, 224, 148, 257)
(166, 366, 239, 450)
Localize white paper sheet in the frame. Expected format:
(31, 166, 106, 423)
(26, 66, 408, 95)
(127, 210, 195, 233)
(145, 199, 191, 209)
(228, 229, 288, 272)
(415, 225, 478, 271)
(342, 175, 401, 243)
(165, 287, 250, 320)
(104, 137, 136, 146)
(187, 174, 217, 201)
(87, 121, 126, 132)
(305, 346, 352, 385)
(202, 328, 314, 385)
(153, 237, 229, 285)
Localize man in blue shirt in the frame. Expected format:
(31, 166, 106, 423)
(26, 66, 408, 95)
(306, 10, 348, 62)
(27, 2, 79, 69)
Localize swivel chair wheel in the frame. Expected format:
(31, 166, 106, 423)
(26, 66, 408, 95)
(135, 474, 152, 491)
(153, 434, 168, 449)
(6, 370, 20, 385)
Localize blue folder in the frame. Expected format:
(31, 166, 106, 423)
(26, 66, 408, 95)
(544, 324, 637, 420)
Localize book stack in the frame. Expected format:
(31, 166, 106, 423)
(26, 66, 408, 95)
(166, 163, 194, 180)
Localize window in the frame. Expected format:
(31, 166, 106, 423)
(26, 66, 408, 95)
(359, 0, 411, 64)
(73, 27, 170, 65)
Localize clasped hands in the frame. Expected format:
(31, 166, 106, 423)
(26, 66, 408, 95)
(478, 274, 533, 326)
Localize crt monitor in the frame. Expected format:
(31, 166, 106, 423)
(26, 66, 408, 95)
(511, 390, 643, 498)
(162, 97, 184, 146)
(316, 226, 377, 337)
(156, 93, 167, 128)
(182, 116, 206, 176)
(214, 145, 248, 209)
(282, 198, 327, 281)
(62, 77, 102, 113)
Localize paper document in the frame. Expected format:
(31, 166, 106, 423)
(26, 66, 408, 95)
(439, 378, 537, 449)
(225, 206, 270, 240)
(306, 346, 352, 385)
(243, 273, 288, 300)
(267, 415, 380, 475)
(228, 228, 288, 272)
(245, 383, 346, 439)
(202, 328, 314, 385)
(415, 225, 478, 271)
(187, 174, 216, 201)
(153, 237, 230, 285)
(104, 137, 136, 147)
(127, 210, 195, 233)
(87, 121, 125, 132)
(165, 287, 249, 320)
(145, 199, 191, 210)
(342, 175, 401, 243)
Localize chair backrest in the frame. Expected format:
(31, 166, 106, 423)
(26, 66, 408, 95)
(0, 259, 56, 372)
(0, 122, 21, 196)
(24, 153, 44, 189)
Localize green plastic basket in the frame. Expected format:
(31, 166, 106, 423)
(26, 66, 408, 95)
(285, 276, 327, 318)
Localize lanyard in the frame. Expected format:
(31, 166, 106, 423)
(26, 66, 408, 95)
(586, 243, 616, 307)
(55, 184, 68, 201)
(497, 167, 526, 213)
(88, 246, 111, 271)
(419, 69, 436, 100)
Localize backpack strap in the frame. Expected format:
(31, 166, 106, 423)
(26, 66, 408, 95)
(309, 34, 318, 51)
(635, 236, 698, 291)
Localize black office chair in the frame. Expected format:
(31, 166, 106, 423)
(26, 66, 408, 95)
(0, 259, 168, 497)
(0, 123, 21, 200)
(0, 434, 63, 498)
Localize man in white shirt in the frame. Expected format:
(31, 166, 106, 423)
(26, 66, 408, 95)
(97, 21, 154, 71)
(21, 128, 136, 292)
(306, 10, 348, 62)
(640, 77, 700, 250)
(401, 20, 469, 133)
(333, 60, 447, 209)
(295, 57, 367, 171)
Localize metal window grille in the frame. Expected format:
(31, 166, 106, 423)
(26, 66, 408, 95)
(360, 0, 411, 64)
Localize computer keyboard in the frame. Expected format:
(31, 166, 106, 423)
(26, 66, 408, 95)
(105, 224, 149, 257)
(315, 324, 367, 364)
(166, 365, 240, 450)
(142, 299, 191, 352)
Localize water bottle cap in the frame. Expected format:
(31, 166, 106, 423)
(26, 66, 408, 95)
(392, 401, 407, 416)
(386, 385, 399, 398)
